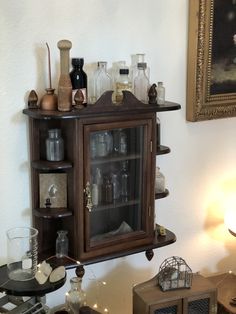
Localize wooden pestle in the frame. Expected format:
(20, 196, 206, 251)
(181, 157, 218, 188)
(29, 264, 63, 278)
(57, 39, 72, 75)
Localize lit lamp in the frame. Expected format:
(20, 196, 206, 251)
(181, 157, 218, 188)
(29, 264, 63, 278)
(224, 205, 236, 237)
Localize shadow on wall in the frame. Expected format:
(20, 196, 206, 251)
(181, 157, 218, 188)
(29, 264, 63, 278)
(84, 257, 154, 314)
(204, 176, 236, 274)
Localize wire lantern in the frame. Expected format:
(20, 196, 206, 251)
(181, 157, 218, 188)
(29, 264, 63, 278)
(158, 256, 193, 291)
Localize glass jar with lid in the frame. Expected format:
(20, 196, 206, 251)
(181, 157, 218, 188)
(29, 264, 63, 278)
(46, 128, 64, 161)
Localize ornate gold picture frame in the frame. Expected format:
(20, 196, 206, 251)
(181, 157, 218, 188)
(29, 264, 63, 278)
(186, 0, 236, 121)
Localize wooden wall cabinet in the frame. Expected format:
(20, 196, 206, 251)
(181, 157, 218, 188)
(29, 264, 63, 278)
(23, 91, 180, 265)
(133, 274, 217, 314)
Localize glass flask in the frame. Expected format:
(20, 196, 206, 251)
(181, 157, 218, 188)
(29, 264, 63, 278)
(155, 167, 165, 193)
(46, 129, 64, 161)
(134, 62, 149, 103)
(157, 81, 165, 105)
(65, 277, 86, 313)
(56, 230, 69, 258)
(95, 61, 112, 101)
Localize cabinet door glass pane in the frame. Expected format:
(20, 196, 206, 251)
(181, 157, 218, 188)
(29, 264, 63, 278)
(154, 305, 178, 314)
(88, 126, 145, 245)
(188, 298, 209, 314)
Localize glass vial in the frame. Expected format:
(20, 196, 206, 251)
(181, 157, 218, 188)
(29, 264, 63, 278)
(155, 167, 165, 193)
(157, 81, 165, 105)
(46, 129, 64, 161)
(134, 62, 149, 103)
(111, 172, 120, 201)
(104, 177, 113, 203)
(70, 58, 87, 105)
(95, 61, 112, 101)
(115, 69, 132, 103)
(56, 230, 69, 258)
(131, 53, 150, 88)
(65, 277, 86, 313)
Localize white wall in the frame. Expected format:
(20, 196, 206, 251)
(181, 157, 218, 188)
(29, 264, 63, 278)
(1, 0, 236, 313)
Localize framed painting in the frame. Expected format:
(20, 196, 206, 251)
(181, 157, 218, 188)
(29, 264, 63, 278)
(186, 0, 236, 121)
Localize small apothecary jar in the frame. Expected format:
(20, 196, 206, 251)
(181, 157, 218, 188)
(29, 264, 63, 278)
(46, 129, 64, 161)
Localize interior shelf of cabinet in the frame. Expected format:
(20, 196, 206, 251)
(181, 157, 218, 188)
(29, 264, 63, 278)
(91, 153, 141, 166)
(33, 208, 73, 218)
(156, 145, 171, 155)
(31, 160, 73, 170)
(155, 189, 169, 199)
(91, 199, 140, 212)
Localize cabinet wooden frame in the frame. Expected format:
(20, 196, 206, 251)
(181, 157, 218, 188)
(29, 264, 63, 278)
(187, 0, 236, 121)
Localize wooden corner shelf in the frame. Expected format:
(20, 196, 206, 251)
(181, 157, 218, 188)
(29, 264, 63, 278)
(155, 189, 169, 199)
(156, 145, 171, 155)
(32, 160, 73, 171)
(33, 208, 73, 219)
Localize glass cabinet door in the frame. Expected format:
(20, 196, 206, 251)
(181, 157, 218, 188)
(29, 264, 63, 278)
(84, 119, 152, 250)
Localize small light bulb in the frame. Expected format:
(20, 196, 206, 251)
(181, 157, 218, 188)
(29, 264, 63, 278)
(102, 281, 107, 285)
(104, 308, 109, 313)
(93, 303, 98, 309)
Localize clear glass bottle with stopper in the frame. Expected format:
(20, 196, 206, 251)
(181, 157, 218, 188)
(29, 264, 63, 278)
(65, 276, 86, 313)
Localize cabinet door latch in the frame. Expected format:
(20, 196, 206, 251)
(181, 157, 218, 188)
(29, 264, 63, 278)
(150, 141, 153, 153)
(84, 182, 93, 212)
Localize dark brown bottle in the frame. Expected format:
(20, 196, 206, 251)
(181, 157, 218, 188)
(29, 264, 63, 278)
(70, 58, 87, 105)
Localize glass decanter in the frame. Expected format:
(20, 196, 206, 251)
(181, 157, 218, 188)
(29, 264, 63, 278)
(65, 277, 86, 313)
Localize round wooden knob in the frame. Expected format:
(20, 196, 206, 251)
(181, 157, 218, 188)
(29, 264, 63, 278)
(57, 39, 72, 50)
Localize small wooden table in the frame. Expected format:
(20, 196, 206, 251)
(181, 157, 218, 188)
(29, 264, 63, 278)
(208, 272, 236, 314)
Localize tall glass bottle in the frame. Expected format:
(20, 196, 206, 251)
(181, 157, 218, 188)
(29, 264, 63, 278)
(134, 62, 149, 103)
(95, 62, 112, 101)
(120, 161, 129, 201)
(131, 53, 150, 88)
(65, 277, 86, 313)
(70, 58, 87, 105)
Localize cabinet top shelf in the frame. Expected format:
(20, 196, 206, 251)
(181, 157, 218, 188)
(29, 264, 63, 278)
(23, 91, 181, 120)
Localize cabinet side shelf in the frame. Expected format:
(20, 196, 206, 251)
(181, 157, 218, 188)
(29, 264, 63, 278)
(155, 189, 169, 199)
(32, 160, 73, 170)
(156, 145, 171, 155)
(33, 208, 73, 218)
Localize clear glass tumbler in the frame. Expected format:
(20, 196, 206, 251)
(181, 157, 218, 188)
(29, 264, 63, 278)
(6, 227, 38, 281)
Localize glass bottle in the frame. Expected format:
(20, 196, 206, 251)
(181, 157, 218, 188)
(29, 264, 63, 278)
(119, 131, 127, 155)
(70, 58, 87, 105)
(96, 133, 108, 157)
(46, 129, 64, 161)
(111, 172, 120, 201)
(157, 81, 165, 105)
(56, 230, 69, 258)
(95, 167, 103, 204)
(115, 69, 132, 103)
(155, 167, 165, 193)
(131, 53, 150, 88)
(134, 62, 149, 103)
(95, 61, 112, 101)
(120, 161, 129, 201)
(104, 177, 113, 203)
(65, 277, 86, 313)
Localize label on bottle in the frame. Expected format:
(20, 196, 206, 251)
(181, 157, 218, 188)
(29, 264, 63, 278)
(80, 88, 87, 104)
(115, 83, 132, 102)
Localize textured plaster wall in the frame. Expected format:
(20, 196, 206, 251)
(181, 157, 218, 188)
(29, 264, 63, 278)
(1, 0, 236, 313)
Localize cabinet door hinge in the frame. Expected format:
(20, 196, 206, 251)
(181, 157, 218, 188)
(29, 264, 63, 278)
(150, 141, 153, 153)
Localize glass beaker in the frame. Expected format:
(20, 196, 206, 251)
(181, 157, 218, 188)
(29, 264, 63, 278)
(6, 227, 38, 281)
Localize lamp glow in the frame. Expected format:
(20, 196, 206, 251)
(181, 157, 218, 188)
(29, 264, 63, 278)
(224, 205, 236, 236)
